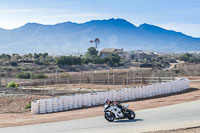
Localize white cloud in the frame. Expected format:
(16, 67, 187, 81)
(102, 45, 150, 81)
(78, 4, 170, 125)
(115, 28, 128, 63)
(158, 23, 200, 38)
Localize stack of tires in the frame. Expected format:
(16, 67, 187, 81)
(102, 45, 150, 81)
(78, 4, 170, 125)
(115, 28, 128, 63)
(31, 78, 190, 115)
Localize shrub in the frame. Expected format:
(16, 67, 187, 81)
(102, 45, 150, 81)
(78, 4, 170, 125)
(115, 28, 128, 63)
(16, 71, 32, 79)
(25, 102, 31, 109)
(10, 61, 18, 66)
(104, 54, 121, 67)
(6, 82, 18, 88)
(34, 73, 47, 79)
(16, 71, 47, 79)
(56, 56, 81, 66)
(60, 72, 69, 78)
(179, 53, 192, 62)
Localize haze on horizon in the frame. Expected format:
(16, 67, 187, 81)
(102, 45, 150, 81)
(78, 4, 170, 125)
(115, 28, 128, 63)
(0, 0, 200, 37)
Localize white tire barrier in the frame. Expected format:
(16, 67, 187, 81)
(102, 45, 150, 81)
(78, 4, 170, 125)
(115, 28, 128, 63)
(87, 94, 92, 107)
(82, 94, 88, 107)
(39, 99, 46, 114)
(31, 100, 39, 114)
(73, 95, 78, 109)
(62, 96, 69, 111)
(68, 96, 73, 109)
(46, 99, 53, 113)
(52, 98, 58, 112)
(77, 95, 83, 108)
(58, 98, 63, 111)
(31, 78, 190, 114)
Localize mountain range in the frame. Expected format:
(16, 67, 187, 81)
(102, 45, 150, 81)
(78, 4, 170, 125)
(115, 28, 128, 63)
(0, 18, 200, 54)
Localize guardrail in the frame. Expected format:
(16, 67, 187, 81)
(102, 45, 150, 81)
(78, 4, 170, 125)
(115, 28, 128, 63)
(31, 78, 189, 115)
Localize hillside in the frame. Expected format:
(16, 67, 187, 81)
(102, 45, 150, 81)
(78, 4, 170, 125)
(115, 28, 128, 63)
(0, 18, 200, 54)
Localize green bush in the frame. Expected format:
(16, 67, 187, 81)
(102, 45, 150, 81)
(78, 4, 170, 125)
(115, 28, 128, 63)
(10, 61, 18, 66)
(25, 102, 31, 109)
(104, 54, 121, 67)
(34, 73, 47, 79)
(179, 53, 200, 63)
(56, 56, 81, 66)
(16, 71, 31, 79)
(6, 82, 18, 88)
(60, 72, 69, 78)
(16, 71, 47, 79)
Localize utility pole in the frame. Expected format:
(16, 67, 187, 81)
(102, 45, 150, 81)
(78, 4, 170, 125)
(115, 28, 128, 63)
(78, 49, 80, 56)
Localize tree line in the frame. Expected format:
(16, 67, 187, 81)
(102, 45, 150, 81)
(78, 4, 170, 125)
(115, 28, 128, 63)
(0, 47, 121, 67)
(179, 53, 200, 63)
(56, 47, 121, 67)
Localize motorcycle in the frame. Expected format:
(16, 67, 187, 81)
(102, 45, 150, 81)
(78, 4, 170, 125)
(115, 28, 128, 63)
(104, 102, 136, 122)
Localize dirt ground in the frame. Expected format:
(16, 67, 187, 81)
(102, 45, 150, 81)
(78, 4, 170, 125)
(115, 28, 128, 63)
(0, 95, 51, 113)
(0, 81, 200, 129)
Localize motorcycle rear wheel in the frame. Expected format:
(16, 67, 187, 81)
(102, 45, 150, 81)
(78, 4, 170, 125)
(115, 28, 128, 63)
(126, 109, 136, 120)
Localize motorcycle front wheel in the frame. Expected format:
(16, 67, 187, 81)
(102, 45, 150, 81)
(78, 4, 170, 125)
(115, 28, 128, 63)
(126, 109, 136, 120)
(104, 111, 115, 122)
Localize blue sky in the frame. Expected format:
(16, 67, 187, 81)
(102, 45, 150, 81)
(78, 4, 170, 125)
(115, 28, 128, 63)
(0, 0, 199, 37)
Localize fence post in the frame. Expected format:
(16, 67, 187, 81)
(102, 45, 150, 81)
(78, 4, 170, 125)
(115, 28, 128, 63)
(44, 80, 47, 96)
(172, 67, 175, 81)
(113, 71, 115, 85)
(55, 69, 58, 88)
(91, 72, 93, 89)
(132, 71, 135, 87)
(44, 80, 47, 89)
(5, 71, 7, 87)
(108, 70, 110, 89)
(123, 75, 126, 87)
(126, 71, 129, 87)
(67, 78, 70, 89)
(29, 77, 32, 89)
(0, 74, 1, 87)
(79, 71, 82, 89)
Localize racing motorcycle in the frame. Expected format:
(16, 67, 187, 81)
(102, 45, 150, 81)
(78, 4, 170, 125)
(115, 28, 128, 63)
(104, 99, 136, 122)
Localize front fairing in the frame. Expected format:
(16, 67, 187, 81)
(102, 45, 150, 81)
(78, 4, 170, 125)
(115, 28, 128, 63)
(104, 104, 108, 109)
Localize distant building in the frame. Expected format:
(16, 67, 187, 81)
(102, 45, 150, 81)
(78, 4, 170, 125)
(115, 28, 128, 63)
(131, 50, 158, 61)
(100, 48, 123, 58)
(119, 52, 132, 61)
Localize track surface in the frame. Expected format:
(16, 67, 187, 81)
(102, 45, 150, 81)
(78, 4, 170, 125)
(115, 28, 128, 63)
(1, 100, 200, 133)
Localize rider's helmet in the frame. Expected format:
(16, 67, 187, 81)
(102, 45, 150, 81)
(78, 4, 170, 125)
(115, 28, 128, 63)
(105, 99, 110, 104)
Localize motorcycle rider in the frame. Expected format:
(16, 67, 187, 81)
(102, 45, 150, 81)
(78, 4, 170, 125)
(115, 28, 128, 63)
(105, 99, 123, 110)
(104, 99, 136, 122)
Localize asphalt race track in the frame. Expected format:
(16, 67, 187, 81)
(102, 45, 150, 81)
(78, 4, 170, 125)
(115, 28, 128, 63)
(1, 100, 200, 133)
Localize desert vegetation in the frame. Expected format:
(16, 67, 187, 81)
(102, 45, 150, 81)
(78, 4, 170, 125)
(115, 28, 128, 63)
(179, 53, 200, 63)
(0, 48, 200, 84)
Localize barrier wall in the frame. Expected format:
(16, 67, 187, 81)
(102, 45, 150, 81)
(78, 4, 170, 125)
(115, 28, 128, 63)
(31, 78, 190, 114)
